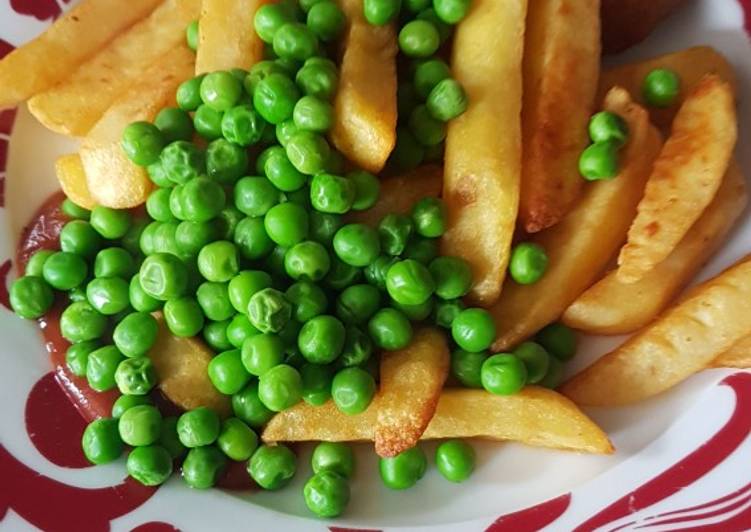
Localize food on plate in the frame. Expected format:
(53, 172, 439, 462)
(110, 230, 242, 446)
(27, 0, 200, 136)
(519, 0, 600, 233)
(375, 328, 450, 457)
(55, 154, 96, 210)
(441, 0, 526, 306)
(600, 0, 687, 54)
(713, 335, 751, 369)
(564, 161, 748, 334)
(491, 87, 662, 351)
(616, 75, 736, 283)
(562, 255, 751, 406)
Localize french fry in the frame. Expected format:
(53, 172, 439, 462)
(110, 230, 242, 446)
(616, 75, 736, 284)
(441, 0, 527, 305)
(80, 46, 195, 208)
(331, 0, 397, 173)
(0, 0, 163, 109)
(712, 335, 751, 369)
(55, 154, 97, 210)
(563, 161, 747, 335)
(263, 388, 613, 454)
(519, 0, 600, 233)
(598, 46, 737, 131)
(196, 0, 270, 73)
(346, 165, 442, 226)
(562, 255, 751, 406)
(27, 0, 200, 137)
(491, 88, 662, 351)
(375, 328, 450, 457)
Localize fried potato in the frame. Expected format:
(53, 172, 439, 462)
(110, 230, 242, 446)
(196, 0, 270, 73)
(562, 255, 751, 406)
(27, 0, 200, 136)
(441, 0, 527, 306)
(712, 335, 751, 369)
(617, 75, 736, 284)
(598, 46, 737, 132)
(331, 0, 397, 173)
(601, 0, 686, 54)
(563, 161, 748, 334)
(263, 388, 613, 454)
(491, 88, 662, 351)
(346, 165, 442, 226)
(80, 46, 195, 208)
(0, 0, 163, 109)
(55, 154, 97, 210)
(519, 0, 600, 233)
(375, 328, 450, 457)
(149, 314, 231, 416)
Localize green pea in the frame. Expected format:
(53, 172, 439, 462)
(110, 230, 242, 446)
(234, 176, 279, 217)
(368, 308, 412, 350)
(300, 363, 332, 406)
(206, 349, 250, 395)
(258, 363, 302, 411)
(194, 104, 224, 140)
(509, 242, 548, 285)
(225, 314, 258, 348)
(310, 173, 355, 214)
(387, 126, 424, 173)
(145, 189, 174, 224)
(197, 240, 239, 282)
(248, 444, 297, 490)
(115, 356, 157, 395)
(66, 340, 101, 377)
(363, 255, 398, 290)
(363, 0, 401, 25)
(233, 217, 274, 260)
(61, 198, 90, 220)
(155, 107, 194, 143)
(126, 445, 173, 487)
(221, 104, 265, 147)
(42, 251, 87, 290)
(308, 211, 342, 246)
(121, 121, 165, 167)
(643, 68, 680, 107)
(312, 441, 354, 477)
(129, 274, 162, 312)
(332, 224, 380, 267)
(391, 296, 433, 321)
(217, 206, 245, 240)
(82, 418, 124, 465)
(379, 446, 427, 489)
(286, 131, 331, 175)
(185, 19, 199, 50)
(274, 119, 299, 147)
(435, 439, 475, 482)
(203, 319, 233, 351)
(24, 249, 54, 277)
(414, 58, 450, 99)
(285, 280, 327, 322)
(404, 0, 429, 12)
(450, 348, 486, 388)
(264, 202, 309, 247)
(205, 138, 249, 185)
(232, 381, 275, 427)
(434, 0, 470, 22)
(378, 214, 413, 256)
(245, 61, 285, 95)
(226, 271, 270, 315)
(118, 404, 162, 446)
(284, 241, 330, 281)
(331, 366, 375, 415)
(255, 2, 295, 43)
(111, 394, 153, 419)
(90, 206, 132, 240)
(86, 346, 126, 392)
(427, 78, 467, 121)
(273, 22, 318, 61)
(177, 407, 221, 448)
(200, 71, 242, 112)
(182, 445, 228, 489)
(195, 281, 233, 321)
(293, 95, 333, 133)
(68, 286, 87, 303)
(218, 418, 259, 461)
(9, 276, 54, 319)
(296, 60, 338, 100)
(156, 416, 187, 459)
(93, 247, 134, 279)
(416, 8, 451, 43)
(408, 105, 446, 147)
(335, 284, 380, 325)
(306, 1, 344, 41)
(253, 72, 300, 125)
(113, 312, 158, 357)
(324, 257, 362, 291)
(348, 170, 380, 211)
(339, 325, 373, 367)
(481, 353, 527, 395)
(164, 297, 205, 337)
(399, 20, 439, 58)
(538, 355, 564, 389)
(248, 287, 292, 333)
(588, 111, 629, 146)
(295, 314, 344, 364)
(429, 256, 471, 299)
(242, 333, 285, 376)
(579, 141, 619, 181)
(304, 471, 350, 518)
(513, 341, 551, 384)
(177, 75, 205, 111)
(452, 308, 495, 353)
(536, 322, 577, 362)
(265, 148, 307, 192)
(182, 177, 226, 223)
(174, 220, 219, 257)
(86, 277, 130, 315)
(139, 253, 188, 300)
(385, 259, 434, 305)
(60, 301, 107, 343)
(60, 220, 102, 259)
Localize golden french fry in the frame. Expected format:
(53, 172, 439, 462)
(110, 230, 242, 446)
(491, 88, 662, 351)
(80, 46, 195, 208)
(563, 161, 748, 335)
(346, 165, 442, 226)
(331, 0, 397, 173)
(598, 46, 738, 131)
(712, 335, 751, 369)
(0, 0, 163, 109)
(196, 0, 270, 73)
(55, 154, 97, 210)
(616, 75, 736, 284)
(519, 0, 600, 233)
(263, 388, 613, 454)
(375, 328, 450, 457)
(562, 255, 751, 406)
(149, 314, 231, 416)
(441, 0, 527, 306)
(27, 0, 200, 137)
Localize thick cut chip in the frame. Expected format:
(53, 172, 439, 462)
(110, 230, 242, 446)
(263, 388, 613, 454)
(519, 0, 600, 233)
(441, 0, 527, 305)
(0, 0, 163, 109)
(617, 75, 736, 284)
(80, 46, 195, 208)
(562, 255, 751, 406)
(601, 0, 687, 54)
(331, 0, 397, 173)
(27, 0, 200, 136)
(490, 88, 662, 351)
(196, 0, 270, 73)
(55, 154, 96, 210)
(564, 161, 747, 335)
(713, 335, 751, 369)
(375, 328, 450, 457)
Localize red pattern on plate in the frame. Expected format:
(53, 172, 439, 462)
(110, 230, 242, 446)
(740, 0, 751, 33)
(487, 494, 571, 532)
(329, 527, 383, 532)
(0, 39, 12, 59)
(0, 260, 11, 310)
(10, 0, 71, 21)
(0, 109, 16, 135)
(131, 522, 181, 532)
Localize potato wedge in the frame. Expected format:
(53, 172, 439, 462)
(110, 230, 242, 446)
(346, 165, 442, 226)
(519, 0, 600, 233)
(712, 335, 751, 369)
(491, 88, 662, 351)
(196, 0, 270, 73)
(80, 46, 195, 208)
(563, 161, 748, 335)
(441, 0, 527, 305)
(263, 388, 613, 454)
(330, 0, 397, 173)
(27, 0, 200, 136)
(149, 314, 231, 417)
(375, 328, 450, 457)
(55, 154, 97, 210)
(617, 75, 736, 284)
(562, 255, 751, 406)
(0, 0, 163, 109)
(598, 46, 737, 132)
(601, 0, 686, 54)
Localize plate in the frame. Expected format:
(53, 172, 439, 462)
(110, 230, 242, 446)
(1, 1, 750, 530)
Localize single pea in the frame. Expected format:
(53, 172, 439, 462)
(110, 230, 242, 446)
(234, 176, 280, 217)
(90, 206, 132, 240)
(335, 284, 381, 325)
(509, 242, 548, 285)
(60, 220, 102, 259)
(379, 446, 427, 489)
(273, 22, 318, 61)
(264, 202, 309, 247)
(286, 131, 330, 175)
(66, 340, 101, 377)
(177, 75, 205, 111)
(182, 445, 228, 489)
(296, 60, 338, 100)
(203, 319, 233, 351)
(127, 445, 173, 487)
(324, 257, 362, 291)
(513, 341, 551, 384)
(227, 313, 261, 348)
(265, 148, 307, 192)
(228, 270, 272, 314)
(304, 471, 350, 518)
(399, 20, 440, 58)
(166, 188, 186, 222)
(284, 185, 313, 208)
(150, 222, 181, 257)
(195, 282, 233, 321)
(177, 407, 221, 448)
(409, 105, 446, 148)
(414, 59, 450, 99)
(311, 441, 354, 478)
(248, 287, 292, 333)
(293, 95, 333, 133)
(232, 381, 275, 427)
(24, 249, 55, 277)
(121, 217, 148, 256)
(536, 322, 577, 361)
(9, 276, 54, 319)
(217, 418, 259, 461)
(217, 206, 244, 240)
(164, 297, 205, 337)
(387, 126, 425, 173)
(368, 308, 412, 350)
(221, 104, 265, 147)
(433, 0, 470, 22)
(197, 240, 239, 283)
(182, 177, 226, 223)
(284, 241, 330, 282)
(93, 247, 135, 279)
(275, 119, 299, 147)
(234, 217, 275, 260)
(68, 286, 87, 303)
(258, 364, 302, 411)
(481, 353, 527, 395)
(42, 251, 87, 290)
(254, 2, 295, 43)
(193, 104, 224, 140)
(86, 277, 130, 315)
(160, 140, 206, 184)
(112, 394, 153, 419)
(242, 333, 285, 376)
(185, 19, 199, 50)
(253, 72, 300, 125)
(300, 363, 333, 406)
(309, 211, 343, 246)
(331, 367, 375, 415)
(113, 312, 158, 357)
(285, 281, 326, 322)
(588, 111, 629, 146)
(333, 224, 381, 267)
(643, 68, 681, 107)
(155, 107, 194, 144)
(297, 315, 346, 364)
(121, 121, 165, 167)
(339, 325, 373, 367)
(87, 346, 125, 392)
(416, 7, 452, 43)
(129, 274, 162, 312)
(115, 356, 157, 395)
(348, 171, 380, 211)
(579, 141, 619, 181)
(538, 355, 564, 389)
(391, 297, 433, 321)
(60, 301, 107, 343)
(435, 439, 475, 482)
(207, 349, 251, 395)
(306, 1, 344, 41)
(61, 198, 90, 220)
(452, 308, 495, 353)
(451, 348, 486, 388)
(248, 444, 297, 490)
(139, 253, 188, 300)
(385, 259, 434, 306)
(429, 256, 471, 299)
(363, 0, 401, 25)
(174, 220, 219, 258)
(118, 404, 162, 446)
(405, 0, 430, 12)
(427, 78, 467, 121)
(155, 416, 186, 460)
(310, 173, 355, 214)
(363, 255, 398, 290)
(198, 141, 245, 188)
(200, 71, 242, 112)
(378, 214, 413, 256)
(245, 61, 286, 95)
(82, 418, 124, 465)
